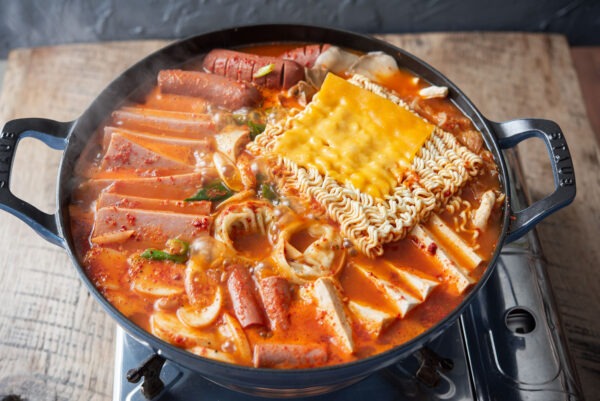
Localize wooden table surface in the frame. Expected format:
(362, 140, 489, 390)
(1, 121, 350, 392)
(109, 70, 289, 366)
(0, 33, 598, 401)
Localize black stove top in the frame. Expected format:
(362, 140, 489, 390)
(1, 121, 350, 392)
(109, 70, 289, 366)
(112, 151, 583, 401)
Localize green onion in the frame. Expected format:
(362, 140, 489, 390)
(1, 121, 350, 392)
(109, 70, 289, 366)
(247, 121, 266, 140)
(140, 249, 188, 264)
(260, 183, 278, 202)
(185, 181, 234, 202)
(140, 238, 190, 264)
(253, 63, 275, 79)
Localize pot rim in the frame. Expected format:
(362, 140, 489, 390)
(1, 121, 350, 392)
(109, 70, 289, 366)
(57, 23, 510, 378)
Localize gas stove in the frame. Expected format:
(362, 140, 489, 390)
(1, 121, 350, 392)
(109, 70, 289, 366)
(112, 150, 583, 401)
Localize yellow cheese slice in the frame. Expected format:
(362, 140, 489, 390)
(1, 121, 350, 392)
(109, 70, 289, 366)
(273, 73, 434, 198)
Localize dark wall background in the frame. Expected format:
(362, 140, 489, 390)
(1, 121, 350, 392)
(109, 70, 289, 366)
(1, 0, 599, 59)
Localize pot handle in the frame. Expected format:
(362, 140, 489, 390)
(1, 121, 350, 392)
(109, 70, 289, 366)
(490, 119, 575, 242)
(0, 118, 73, 247)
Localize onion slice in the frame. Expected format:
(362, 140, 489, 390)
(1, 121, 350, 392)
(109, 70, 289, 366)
(177, 286, 223, 328)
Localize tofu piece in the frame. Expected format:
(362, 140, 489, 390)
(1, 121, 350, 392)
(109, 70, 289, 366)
(313, 277, 354, 353)
(355, 267, 421, 318)
(348, 301, 394, 338)
(428, 214, 483, 269)
(410, 225, 475, 294)
(385, 262, 439, 301)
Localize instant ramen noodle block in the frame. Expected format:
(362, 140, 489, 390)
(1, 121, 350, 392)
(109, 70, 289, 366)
(250, 73, 483, 257)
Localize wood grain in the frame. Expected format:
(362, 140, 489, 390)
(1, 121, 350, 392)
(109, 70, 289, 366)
(0, 34, 598, 400)
(571, 47, 600, 144)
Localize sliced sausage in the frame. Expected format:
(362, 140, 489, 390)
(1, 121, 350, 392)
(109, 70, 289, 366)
(257, 276, 291, 331)
(253, 343, 328, 368)
(157, 69, 261, 111)
(227, 265, 264, 328)
(280, 44, 331, 68)
(202, 49, 304, 89)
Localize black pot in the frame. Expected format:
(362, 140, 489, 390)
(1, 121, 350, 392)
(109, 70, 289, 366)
(0, 25, 576, 398)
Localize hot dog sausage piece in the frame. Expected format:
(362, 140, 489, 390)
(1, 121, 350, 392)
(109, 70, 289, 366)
(280, 44, 331, 68)
(157, 69, 261, 111)
(257, 276, 291, 331)
(202, 49, 304, 90)
(227, 265, 264, 328)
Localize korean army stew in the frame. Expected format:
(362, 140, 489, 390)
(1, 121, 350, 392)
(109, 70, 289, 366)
(70, 43, 503, 369)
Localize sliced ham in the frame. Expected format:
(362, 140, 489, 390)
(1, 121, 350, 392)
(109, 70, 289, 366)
(257, 276, 291, 331)
(101, 132, 192, 172)
(92, 207, 211, 244)
(74, 172, 213, 204)
(103, 126, 214, 159)
(253, 343, 328, 368)
(97, 192, 211, 215)
(227, 265, 265, 328)
(112, 106, 216, 137)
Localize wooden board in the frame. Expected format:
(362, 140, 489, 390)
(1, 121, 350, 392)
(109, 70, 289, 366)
(0, 34, 598, 400)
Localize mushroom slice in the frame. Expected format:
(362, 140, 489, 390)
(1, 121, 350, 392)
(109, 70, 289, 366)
(348, 301, 395, 338)
(349, 51, 399, 82)
(220, 313, 252, 364)
(419, 85, 449, 99)
(214, 127, 250, 161)
(213, 151, 244, 192)
(355, 267, 421, 318)
(177, 286, 223, 328)
(306, 46, 360, 88)
(314, 46, 360, 75)
(151, 312, 216, 349)
(472, 190, 496, 230)
(313, 277, 354, 354)
(274, 221, 345, 283)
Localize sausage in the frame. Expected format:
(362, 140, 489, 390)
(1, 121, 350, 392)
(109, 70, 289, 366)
(280, 44, 331, 68)
(253, 343, 328, 368)
(227, 265, 264, 328)
(257, 276, 291, 331)
(157, 69, 261, 111)
(202, 49, 304, 90)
